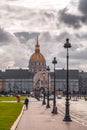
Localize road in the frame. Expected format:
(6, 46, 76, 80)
(16, 97, 87, 130)
(55, 97, 87, 126)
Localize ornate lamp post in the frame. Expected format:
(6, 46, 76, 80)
(52, 57, 57, 114)
(42, 74, 46, 105)
(46, 66, 50, 108)
(63, 38, 72, 121)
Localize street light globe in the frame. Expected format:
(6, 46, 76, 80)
(64, 38, 71, 49)
(47, 66, 50, 71)
(52, 57, 57, 65)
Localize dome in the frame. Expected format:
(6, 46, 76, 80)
(29, 37, 46, 72)
(30, 52, 45, 61)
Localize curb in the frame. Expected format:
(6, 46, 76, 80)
(10, 105, 25, 130)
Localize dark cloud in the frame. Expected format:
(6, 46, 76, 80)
(39, 32, 52, 43)
(71, 43, 83, 52)
(43, 10, 55, 20)
(14, 31, 73, 48)
(75, 33, 87, 40)
(0, 28, 18, 45)
(71, 47, 87, 60)
(0, 28, 30, 69)
(59, 8, 82, 29)
(59, 43, 87, 64)
(55, 32, 70, 42)
(14, 32, 39, 43)
(78, 0, 87, 14)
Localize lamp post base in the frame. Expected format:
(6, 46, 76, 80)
(46, 103, 50, 108)
(52, 106, 57, 114)
(63, 115, 72, 122)
(42, 100, 46, 105)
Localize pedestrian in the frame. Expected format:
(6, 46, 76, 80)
(16, 94, 20, 102)
(24, 97, 29, 110)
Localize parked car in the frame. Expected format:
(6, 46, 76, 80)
(57, 95, 62, 99)
(49, 95, 54, 100)
(84, 97, 87, 101)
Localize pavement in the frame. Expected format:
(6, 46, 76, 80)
(13, 97, 87, 130)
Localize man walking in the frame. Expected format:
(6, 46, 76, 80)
(24, 97, 29, 110)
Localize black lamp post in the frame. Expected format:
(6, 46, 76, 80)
(42, 88, 46, 105)
(46, 66, 50, 108)
(52, 57, 57, 114)
(63, 38, 72, 122)
(42, 74, 46, 105)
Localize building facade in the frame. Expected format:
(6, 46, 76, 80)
(53, 69, 79, 94)
(1, 69, 34, 94)
(79, 71, 87, 95)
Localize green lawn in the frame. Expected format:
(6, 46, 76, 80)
(0, 95, 26, 101)
(0, 102, 23, 130)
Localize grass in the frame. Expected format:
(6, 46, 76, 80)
(0, 102, 23, 130)
(0, 95, 26, 101)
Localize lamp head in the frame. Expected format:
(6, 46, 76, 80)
(47, 66, 50, 71)
(52, 57, 57, 64)
(64, 38, 71, 48)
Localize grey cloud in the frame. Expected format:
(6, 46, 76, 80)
(55, 32, 70, 43)
(76, 0, 87, 24)
(39, 31, 70, 44)
(14, 31, 60, 60)
(59, 8, 82, 29)
(0, 28, 30, 69)
(71, 47, 87, 60)
(78, 0, 87, 14)
(0, 39, 30, 69)
(39, 32, 52, 42)
(71, 44, 83, 51)
(14, 31, 71, 47)
(14, 32, 39, 43)
(58, 40, 87, 60)
(43, 10, 56, 21)
(0, 28, 18, 45)
(44, 12, 54, 18)
(75, 33, 87, 40)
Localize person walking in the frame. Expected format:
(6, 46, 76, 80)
(24, 97, 29, 110)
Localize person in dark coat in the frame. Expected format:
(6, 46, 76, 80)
(24, 97, 29, 110)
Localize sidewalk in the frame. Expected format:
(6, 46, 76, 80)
(16, 97, 87, 130)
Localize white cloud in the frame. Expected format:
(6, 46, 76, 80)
(3, 0, 71, 9)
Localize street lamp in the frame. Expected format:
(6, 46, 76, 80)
(42, 74, 46, 105)
(63, 38, 72, 122)
(52, 57, 57, 114)
(46, 66, 50, 108)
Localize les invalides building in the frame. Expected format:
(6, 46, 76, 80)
(0, 38, 50, 94)
(0, 38, 79, 95)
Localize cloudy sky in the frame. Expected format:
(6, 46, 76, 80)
(0, 0, 87, 71)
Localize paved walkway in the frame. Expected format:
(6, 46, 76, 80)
(16, 97, 87, 130)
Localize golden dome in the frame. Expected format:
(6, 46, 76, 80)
(30, 37, 45, 62)
(30, 52, 45, 61)
(29, 37, 46, 72)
